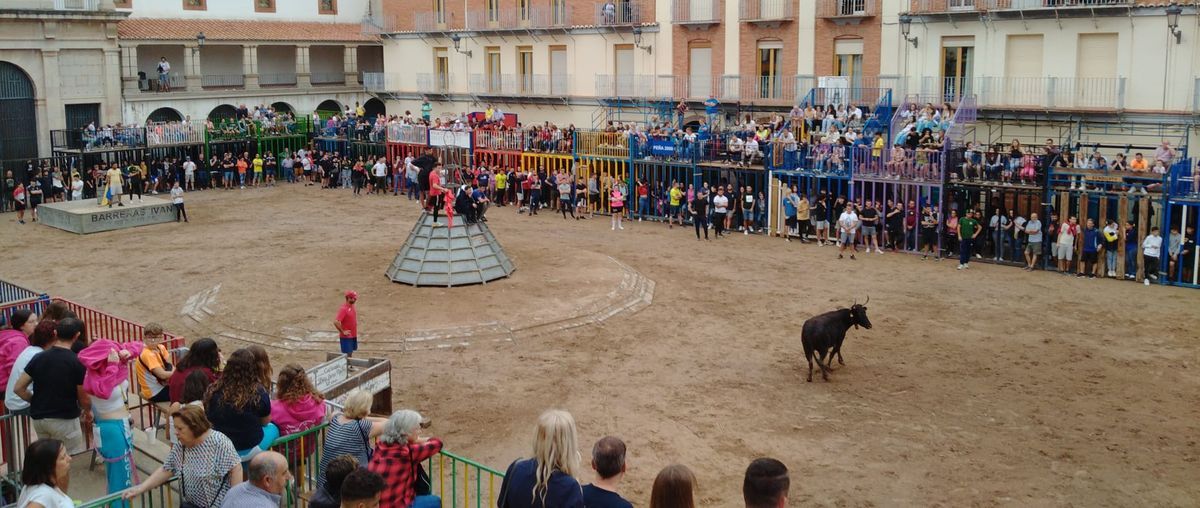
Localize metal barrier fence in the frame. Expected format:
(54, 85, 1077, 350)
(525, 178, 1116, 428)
(52, 127, 147, 152)
(425, 450, 506, 508)
(630, 160, 695, 220)
(576, 131, 630, 159)
(0, 280, 41, 306)
(520, 152, 572, 174)
(78, 477, 179, 508)
(0, 296, 50, 329)
(145, 121, 205, 147)
(388, 124, 429, 145)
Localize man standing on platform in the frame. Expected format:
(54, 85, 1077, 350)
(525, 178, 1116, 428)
(333, 291, 358, 358)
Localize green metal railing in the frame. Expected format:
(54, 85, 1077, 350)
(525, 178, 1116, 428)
(270, 422, 329, 506)
(426, 450, 506, 508)
(77, 477, 179, 508)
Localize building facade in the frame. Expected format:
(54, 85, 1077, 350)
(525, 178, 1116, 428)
(115, 0, 383, 124)
(0, 0, 125, 160)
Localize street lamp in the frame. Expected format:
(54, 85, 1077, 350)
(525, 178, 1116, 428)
(898, 14, 918, 48)
(1166, 3, 1182, 44)
(632, 26, 652, 54)
(450, 33, 472, 57)
(196, 31, 206, 47)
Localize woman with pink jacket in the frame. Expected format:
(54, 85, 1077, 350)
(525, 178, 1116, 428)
(78, 338, 143, 502)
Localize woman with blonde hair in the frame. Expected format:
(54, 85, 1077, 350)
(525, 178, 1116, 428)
(649, 464, 697, 508)
(316, 389, 386, 490)
(497, 409, 583, 507)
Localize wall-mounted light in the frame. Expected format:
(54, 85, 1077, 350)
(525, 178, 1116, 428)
(1166, 3, 1183, 44)
(196, 31, 206, 47)
(632, 26, 652, 54)
(898, 14, 918, 49)
(450, 33, 472, 57)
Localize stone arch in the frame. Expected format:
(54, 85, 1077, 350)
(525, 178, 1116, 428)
(146, 106, 184, 123)
(208, 104, 238, 121)
(363, 98, 386, 118)
(315, 99, 343, 115)
(271, 101, 295, 115)
(0, 61, 38, 164)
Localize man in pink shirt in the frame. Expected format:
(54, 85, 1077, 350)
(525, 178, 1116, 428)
(334, 290, 359, 357)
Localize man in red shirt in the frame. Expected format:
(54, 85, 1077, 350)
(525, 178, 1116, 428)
(333, 290, 358, 357)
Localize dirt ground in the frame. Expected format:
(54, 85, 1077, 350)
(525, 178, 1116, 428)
(4, 185, 1199, 507)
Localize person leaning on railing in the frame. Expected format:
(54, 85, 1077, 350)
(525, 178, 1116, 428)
(367, 409, 442, 508)
(16, 438, 75, 508)
(317, 389, 386, 491)
(125, 404, 243, 507)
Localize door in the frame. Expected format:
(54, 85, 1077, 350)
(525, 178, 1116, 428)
(614, 45, 634, 96)
(487, 0, 499, 24)
(485, 47, 501, 92)
(689, 45, 712, 98)
(552, 0, 567, 24)
(941, 44, 974, 102)
(434, 48, 449, 91)
(834, 38, 864, 101)
(757, 43, 782, 99)
(433, 0, 446, 25)
(1003, 34, 1043, 106)
(689, 0, 713, 21)
(518, 46, 534, 94)
(759, 0, 783, 19)
(1074, 33, 1118, 108)
(0, 62, 37, 163)
(550, 46, 567, 95)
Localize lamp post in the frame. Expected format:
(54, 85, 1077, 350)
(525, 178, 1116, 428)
(450, 33, 472, 57)
(196, 31, 206, 47)
(898, 15, 918, 48)
(632, 26, 652, 54)
(1166, 3, 1182, 44)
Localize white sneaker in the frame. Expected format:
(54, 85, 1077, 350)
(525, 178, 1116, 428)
(975, 254, 982, 259)
(1145, 279, 1151, 286)
(957, 264, 965, 270)
(612, 225, 616, 230)
(619, 225, 625, 230)
(744, 230, 748, 236)
(876, 249, 883, 255)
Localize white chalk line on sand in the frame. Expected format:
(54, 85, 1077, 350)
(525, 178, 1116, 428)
(180, 256, 655, 353)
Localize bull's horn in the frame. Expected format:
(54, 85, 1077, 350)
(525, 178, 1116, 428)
(864, 295, 870, 305)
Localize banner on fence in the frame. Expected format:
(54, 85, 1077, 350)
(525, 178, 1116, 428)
(429, 130, 471, 148)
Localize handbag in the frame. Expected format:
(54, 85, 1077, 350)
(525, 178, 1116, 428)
(414, 462, 432, 496)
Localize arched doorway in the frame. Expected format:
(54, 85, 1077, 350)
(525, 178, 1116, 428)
(146, 107, 183, 123)
(315, 99, 342, 116)
(362, 98, 386, 118)
(0, 62, 37, 164)
(271, 101, 295, 115)
(208, 104, 238, 121)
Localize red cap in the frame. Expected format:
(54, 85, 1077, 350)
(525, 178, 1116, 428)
(345, 290, 358, 299)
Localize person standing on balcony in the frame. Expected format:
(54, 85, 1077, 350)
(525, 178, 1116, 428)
(157, 57, 171, 92)
(421, 101, 432, 124)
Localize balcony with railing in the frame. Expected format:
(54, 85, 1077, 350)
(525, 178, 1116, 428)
(596, 1, 642, 26)
(466, 6, 572, 30)
(259, 72, 298, 87)
(740, 0, 795, 24)
(53, 0, 100, 10)
(470, 73, 571, 97)
(672, 0, 721, 26)
(718, 75, 802, 104)
(906, 0, 1133, 15)
(417, 72, 452, 95)
(412, 11, 454, 31)
(201, 74, 245, 89)
(311, 71, 346, 85)
(920, 76, 1126, 110)
(817, 0, 879, 20)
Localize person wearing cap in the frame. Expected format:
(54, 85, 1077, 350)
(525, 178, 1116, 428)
(333, 291, 358, 357)
(368, 409, 441, 508)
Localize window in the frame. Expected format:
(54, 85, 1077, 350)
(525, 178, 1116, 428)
(688, 41, 712, 98)
(549, 45, 567, 95)
(517, 46, 533, 93)
(757, 41, 782, 99)
(833, 38, 863, 89)
(255, 0, 275, 13)
(318, 0, 337, 14)
(434, 48, 449, 91)
(614, 44, 634, 95)
(519, 0, 530, 23)
(434, 0, 446, 25)
(487, 0, 499, 23)
(551, 0, 567, 25)
(112, 0, 132, 7)
(183, 0, 206, 10)
(941, 39, 974, 102)
(485, 47, 501, 93)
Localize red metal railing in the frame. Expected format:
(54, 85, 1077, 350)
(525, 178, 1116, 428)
(50, 297, 184, 349)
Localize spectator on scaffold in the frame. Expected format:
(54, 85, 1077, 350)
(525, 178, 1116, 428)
(368, 409, 442, 508)
(14, 317, 90, 455)
(125, 405, 243, 506)
(498, 409, 585, 508)
(79, 334, 143, 500)
(334, 290, 359, 358)
(204, 348, 279, 462)
(743, 458, 790, 508)
(649, 464, 697, 508)
(582, 436, 633, 508)
(318, 389, 386, 491)
(168, 337, 221, 403)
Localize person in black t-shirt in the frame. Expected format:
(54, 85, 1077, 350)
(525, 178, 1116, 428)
(14, 317, 90, 454)
(689, 190, 709, 241)
(860, 201, 881, 253)
(582, 436, 633, 508)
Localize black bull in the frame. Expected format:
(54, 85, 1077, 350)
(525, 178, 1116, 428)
(801, 302, 873, 382)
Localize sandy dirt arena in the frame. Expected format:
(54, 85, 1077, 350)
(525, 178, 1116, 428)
(3, 185, 1199, 507)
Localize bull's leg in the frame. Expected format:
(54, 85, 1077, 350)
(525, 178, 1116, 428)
(836, 348, 845, 366)
(815, 348, 831, 381)
(804, 348, 814, 382)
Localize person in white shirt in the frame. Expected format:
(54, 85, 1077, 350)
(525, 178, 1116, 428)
(69, 173, 83, 202)
(727, 136, 743, 164)
(837, 204, 860, 260)
(170, 181, 187, 223)
(742, 138, 759, 167)
(371, 158, 388, 195)
(1142, 226, 1162, 286)
(182, 157, 196, 191)
(711, 187, 729, 238)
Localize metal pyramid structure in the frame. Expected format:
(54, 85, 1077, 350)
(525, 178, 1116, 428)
(386, 212, 515, 287)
